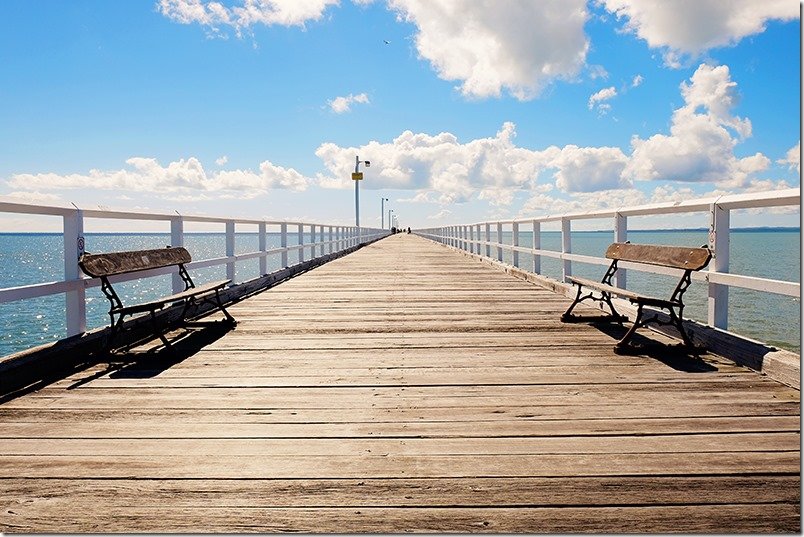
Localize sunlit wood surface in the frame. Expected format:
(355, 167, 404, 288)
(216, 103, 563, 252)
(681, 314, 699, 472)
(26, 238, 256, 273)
(0, 233, 799, 532)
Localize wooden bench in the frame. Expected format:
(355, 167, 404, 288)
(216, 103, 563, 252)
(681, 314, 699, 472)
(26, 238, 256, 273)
(79, 247, 236, 350)
(560, 242, 711, 352)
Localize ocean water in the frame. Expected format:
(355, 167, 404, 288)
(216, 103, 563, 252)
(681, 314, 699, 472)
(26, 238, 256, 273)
(0, 230, 799, 357)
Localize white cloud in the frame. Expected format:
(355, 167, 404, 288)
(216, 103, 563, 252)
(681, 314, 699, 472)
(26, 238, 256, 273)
(631, 74, 643, 87)
(7, 156, 310, 198)
(388, 0, 589, 100)
(600, 0, 799, 66)
(215, 155, 229, 166)
(588, 86, 617, 112)
(624, 63, 769, 186)
(777, 141, 800, 173)
(328, 92, 370, 114)
(427, 208, 451, 220)
(157, 0, 340, 36)
(551, 145, 630, 192)
(3, 191, 63, 204)
(315, 122, 559, 204)
(587, 64, 609, 80)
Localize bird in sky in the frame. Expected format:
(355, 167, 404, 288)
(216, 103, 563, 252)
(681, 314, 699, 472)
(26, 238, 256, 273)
(384, 40, 391, 44)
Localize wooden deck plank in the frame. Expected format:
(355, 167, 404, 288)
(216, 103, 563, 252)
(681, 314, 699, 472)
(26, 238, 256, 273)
(0, 233, 799, 533)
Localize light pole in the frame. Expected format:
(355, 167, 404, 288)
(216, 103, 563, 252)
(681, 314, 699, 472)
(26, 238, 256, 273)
(353, 155, 370, 240)
(381, 197, 389, 229)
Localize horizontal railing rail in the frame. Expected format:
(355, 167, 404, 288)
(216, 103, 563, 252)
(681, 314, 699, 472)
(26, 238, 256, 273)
(415, 188, 800, 333)
(0, 198, 388, 346)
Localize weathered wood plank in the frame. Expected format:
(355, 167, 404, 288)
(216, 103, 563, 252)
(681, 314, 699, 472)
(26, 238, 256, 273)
(0, 416, 797, 438)
(1, 504, 800, 533)
(1, 433, 799, 456)
(2, 476, 798, 508)
(0, 451, 798, 479)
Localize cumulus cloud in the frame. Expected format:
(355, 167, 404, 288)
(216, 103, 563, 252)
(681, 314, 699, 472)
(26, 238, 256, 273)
(588, 86, 617, 113)
(600, 0, 799, 66)
(328, 92, 370, 114)
(631, 74, 643, 87)
(388, 0, 589, 100)
(315, 122, 559, 203)
(157, 0, 339, 36)
(624, 63, 769, 186)
(427, 208, 452, 220)
(777, 141, 800, 173)
(551, 145, 630, 192)
(215, 155, 229, 165)
(3, 191, 63, 204)
(7, 157, 310, 198)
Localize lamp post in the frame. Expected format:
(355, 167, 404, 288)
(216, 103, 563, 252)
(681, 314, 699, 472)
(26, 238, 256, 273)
(381, 197, 389, 229)
(353, 156, 370, 243)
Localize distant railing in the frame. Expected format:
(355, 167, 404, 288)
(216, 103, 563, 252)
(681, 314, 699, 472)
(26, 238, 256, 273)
(416, 188, 800, 333)
(0, 199, 388, 341)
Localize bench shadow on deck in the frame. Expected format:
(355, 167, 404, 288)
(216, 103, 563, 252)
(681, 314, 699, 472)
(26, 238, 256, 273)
(0, 234, 800, 533)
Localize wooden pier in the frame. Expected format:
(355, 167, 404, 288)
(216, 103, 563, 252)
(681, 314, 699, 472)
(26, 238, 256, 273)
(0, 233, 799, 533)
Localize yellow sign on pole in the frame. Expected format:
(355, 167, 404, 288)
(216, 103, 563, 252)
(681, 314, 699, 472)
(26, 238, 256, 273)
(351, 172, 364, 181)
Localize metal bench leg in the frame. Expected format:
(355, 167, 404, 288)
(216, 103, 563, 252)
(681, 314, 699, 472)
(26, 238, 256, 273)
(106, 313, 126, 351)
(214, 289, 237, 325)
(615, 303, 644, 352)
(601, 293, 625, 324)
(670, 307, 695, 348)
(149, 310, 171, 349)
(560, 285, 585, 322)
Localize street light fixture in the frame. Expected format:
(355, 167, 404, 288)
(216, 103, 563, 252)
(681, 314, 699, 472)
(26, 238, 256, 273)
(353, 156, 370, 242)
(381, 197, 389, 229)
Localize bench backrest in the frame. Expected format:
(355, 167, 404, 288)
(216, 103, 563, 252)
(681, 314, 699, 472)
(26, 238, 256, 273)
(79, 247, 192, 278)
(605, 242, 711, 271)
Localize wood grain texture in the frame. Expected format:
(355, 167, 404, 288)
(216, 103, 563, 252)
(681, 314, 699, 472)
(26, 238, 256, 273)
(0, 233, 799, 533)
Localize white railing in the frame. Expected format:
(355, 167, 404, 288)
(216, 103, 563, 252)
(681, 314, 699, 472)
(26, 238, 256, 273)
(0, 199, 388, 341)
(416, 188, 800, 332)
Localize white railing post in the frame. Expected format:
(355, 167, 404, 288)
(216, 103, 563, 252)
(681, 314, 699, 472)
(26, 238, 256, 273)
(280, 222, 288, 268)
(321, 225, 326, 255)
(561, 217, 572, 280)
(476, 224, 481, 255)
(258, 222, 267, 275)
(614, 213, 627, 289)
(63, 209, 86, 336)
(512, 222, 520, 267)
(468, 225, 475, 254)
(225, 220, 236, 283)
(496, 222, 503, 262)
(170, 214, 184, 293)
(463, 225, 469, 251)
(708, 202, 730, 329)
(329, 226, 334, 254)
(310, 224, 316, 258)
(532, 219, 541, 274)
(485, 223, 491, 257)
(298, 224, 305, 263)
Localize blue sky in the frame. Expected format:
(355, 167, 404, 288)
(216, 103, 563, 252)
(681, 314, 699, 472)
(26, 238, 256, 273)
(0, 0, 800, 231)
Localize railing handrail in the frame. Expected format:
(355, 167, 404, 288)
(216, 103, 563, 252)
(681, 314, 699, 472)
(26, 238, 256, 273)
(0, 197, 359, 228)
(455, 188, 800, 227)
(414, 188, 800, 337)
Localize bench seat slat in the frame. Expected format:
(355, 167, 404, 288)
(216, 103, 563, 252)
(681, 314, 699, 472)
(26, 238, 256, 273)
(113, 279, 230, 316)
(566, 276, 676, 307)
